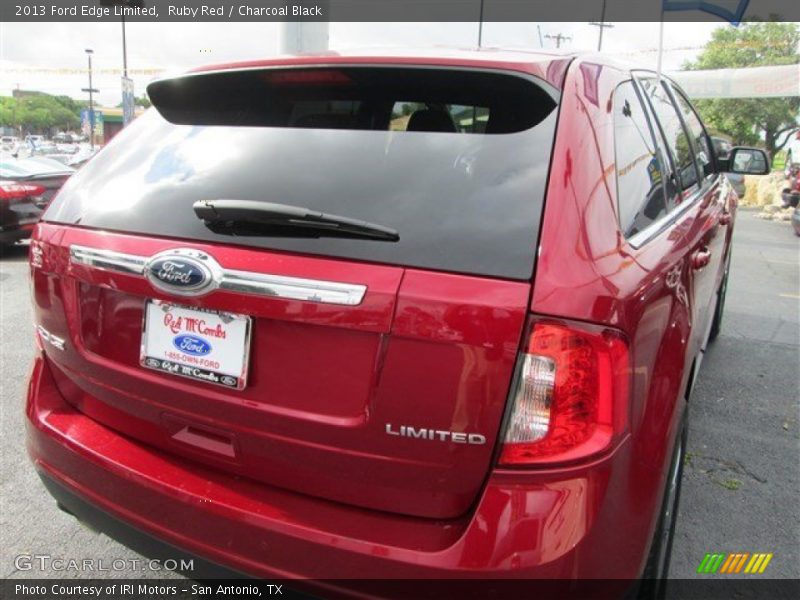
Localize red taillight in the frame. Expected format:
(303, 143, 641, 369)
(499, 320, 630, 466)
(0, 182, 46, 201)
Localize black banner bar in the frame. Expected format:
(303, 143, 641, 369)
(3, 578, 800, 600)
(3, 0, 800, 23)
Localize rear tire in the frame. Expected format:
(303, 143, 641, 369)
(638, 410, 688, 600)
(708, 252, 731, 343)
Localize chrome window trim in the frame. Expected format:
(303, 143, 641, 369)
(69, 245, 367, 306)
(626, 176, 718, 249)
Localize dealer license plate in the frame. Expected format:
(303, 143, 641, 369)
(140, 300, 252, 390)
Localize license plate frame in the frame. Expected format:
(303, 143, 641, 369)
(140, 300, 252, 390)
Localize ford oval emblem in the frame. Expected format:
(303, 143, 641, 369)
(173, 334, 212, 356)
(144, 249, 220, 296)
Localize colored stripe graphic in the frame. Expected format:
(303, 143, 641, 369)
(734, 553, 749, 573)
(758, 553, 773, 573)
(700, 552, 774, 574)
(697, 553, 726, 573)
(720, 553, 737, 573)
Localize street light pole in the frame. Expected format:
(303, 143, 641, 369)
(121, 14, 128, 78)
(101, 0, 144, 126)
(81, 48, 99, 150)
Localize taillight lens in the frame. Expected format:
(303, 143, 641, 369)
(0, 181, 46, 202)
(499, 320, 630, 466)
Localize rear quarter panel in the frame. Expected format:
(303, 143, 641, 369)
(531, 57, 702, 574)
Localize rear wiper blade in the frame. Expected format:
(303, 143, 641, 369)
(193, 199, 399, 242)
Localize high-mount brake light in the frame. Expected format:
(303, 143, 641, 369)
(499, 320, 630, 466)
(264, 69, 353, 85)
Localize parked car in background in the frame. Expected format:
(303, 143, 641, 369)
(792, 206, 800, 236)
(25, 50, 769, 596)
(24, 134, 46, 147)
(785, 131, 800, 175)
(712, 136, 746, 198)
(783, 164, 800, 208)
(61, 145, 98, 169)
(37, 148, 96, 169)
(53, 132, 83, 144)
(1, 135, 21, 150)
(0, 157, 74, 247)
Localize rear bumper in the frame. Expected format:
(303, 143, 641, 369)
(37, 472, 249, 579)
(26, 353, 646, 590)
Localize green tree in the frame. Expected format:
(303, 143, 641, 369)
(53, 95, 87, 114)
(116, 94, 151, 109)
(135, 94, 151, 108)
(0, 93, 81, 133)
(685, 21, 800, 157)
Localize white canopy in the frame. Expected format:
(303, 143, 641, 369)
(670, 64, 800, 98)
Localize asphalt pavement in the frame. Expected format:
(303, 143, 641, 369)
(670, 210, 800, 580)
(1, 210, 798, 583)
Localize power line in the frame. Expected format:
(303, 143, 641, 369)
(544, 32, 572, 49)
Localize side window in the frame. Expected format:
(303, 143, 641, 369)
(668, 83, 715, 183)
(613, 81, 669, 238)
(639, 77, 700, 202)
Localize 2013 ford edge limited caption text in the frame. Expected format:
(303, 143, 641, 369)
(24, 49, 769, 598)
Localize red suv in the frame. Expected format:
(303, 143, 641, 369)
(25, 50, 768, 596)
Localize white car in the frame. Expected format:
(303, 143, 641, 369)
(1, 136, 20, 153)
(25, 135, 45, 146)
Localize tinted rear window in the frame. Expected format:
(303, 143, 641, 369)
(44, 66, 559, 280)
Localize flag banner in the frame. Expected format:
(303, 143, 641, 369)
(122, 77, 135, 126)
(663, 0, 751, 24)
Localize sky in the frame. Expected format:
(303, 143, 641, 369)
(0, 20, 724, 107)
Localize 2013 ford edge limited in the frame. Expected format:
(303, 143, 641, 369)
(25, 49, 769, 597)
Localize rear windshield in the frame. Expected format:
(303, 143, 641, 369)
(44, 66, 559, 280)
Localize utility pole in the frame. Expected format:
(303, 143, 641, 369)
(477, 0, 484, 47)
(589, 0, 615, 51)
(81, 49, 99, 150)
(544, 32, 572, 49)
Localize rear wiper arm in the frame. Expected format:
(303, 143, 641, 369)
(193, 199, 399, 242)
